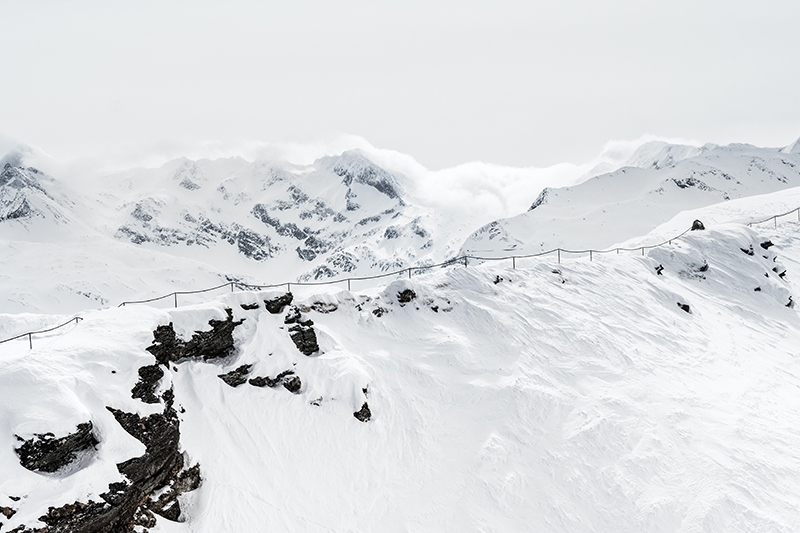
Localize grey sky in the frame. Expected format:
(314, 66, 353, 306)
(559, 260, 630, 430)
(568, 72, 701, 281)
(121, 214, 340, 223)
(1, 0, 798, 170)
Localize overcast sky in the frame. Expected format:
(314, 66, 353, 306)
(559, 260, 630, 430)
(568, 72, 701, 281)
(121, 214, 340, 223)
(1, 0, 798, 170)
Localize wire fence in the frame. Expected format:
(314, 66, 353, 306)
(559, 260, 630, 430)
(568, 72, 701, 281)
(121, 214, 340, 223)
(0, 317, 83, 349)
(118, 212, 766, 309)
(5, 205, 798, 348)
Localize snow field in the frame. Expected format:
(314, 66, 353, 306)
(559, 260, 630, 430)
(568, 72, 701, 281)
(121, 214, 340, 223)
(3, 223, 800, 531)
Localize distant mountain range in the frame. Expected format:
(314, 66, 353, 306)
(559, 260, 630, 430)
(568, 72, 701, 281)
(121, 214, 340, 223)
(1, 137, 799, 312)
(461, 139, 800, 256)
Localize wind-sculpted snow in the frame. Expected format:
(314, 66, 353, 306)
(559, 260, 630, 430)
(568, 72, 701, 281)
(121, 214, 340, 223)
(463, 142, 800, 256)
(3, 222, 800, 531)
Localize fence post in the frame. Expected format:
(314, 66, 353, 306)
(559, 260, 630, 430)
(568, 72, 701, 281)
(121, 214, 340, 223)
(28, 333, 32, 350)
(408, 268, 411, 279)
(230, 282, 234, 292)
(174, 293, 177, 308)
(557, 249, 560, 263)
(464, 256, 468, 267)
(616, 248, 619, 254)
(287, 283, 291, 293)
(641, 247, 644, 256)
(512, 257, 515, 269)
(347, 279, 351, 291)
(775, 216, 777, 228)
(589, 250, 592, 262)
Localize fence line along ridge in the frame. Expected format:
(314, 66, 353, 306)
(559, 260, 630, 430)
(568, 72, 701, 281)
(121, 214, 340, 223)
(117, 206, 800, 309)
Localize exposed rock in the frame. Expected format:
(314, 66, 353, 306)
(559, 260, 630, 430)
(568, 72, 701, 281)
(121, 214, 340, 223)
(283, 376, 302, 393)
(310, 302, 338, 313)
(655, 264, 664, 275)
(240, 302, 260, 310)
(289, 324, 319, 355)
(249, 369, 296, 388)
(265, 293, 293, 314)
(754, 287, 762, 291)
(677, 303, 691, 313)
(147, 464, 202, 522)
(146, 308, 244, 365)
(130, 364, 164, 404)
(218, 364, 253, 387)
(761, 240, 775, 250)
(372, 307, 386, 318)
(15, 421, 99, 473)
(529, 188, 549, 210)
(15, 389, 200, 532)
(698, 262, 709, 272)
(691, 219, 705, 231)
(284, 306, 301, 324)
(353, 402, 372, 422)
(397, 289, 416, 304)
(741, 246, 755, 256)
(1, 506, 16, 519)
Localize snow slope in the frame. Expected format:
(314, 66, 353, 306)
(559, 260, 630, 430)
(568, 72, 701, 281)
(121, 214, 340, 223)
(3, 217, 800, 531)
(463, 139, 800, 256)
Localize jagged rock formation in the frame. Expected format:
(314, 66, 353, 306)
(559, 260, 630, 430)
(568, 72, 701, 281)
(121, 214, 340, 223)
(353, 402, 372, 423)
(265, 293, 293, 314)
(218, 365, 252, 387)
(146, 309, 244, 365)
(130, 364, 164, 404)
(9, 309, 250, 532)
(14, 423, 98, 474)
(284, 305, 319, 355)
(249, 369, 299, 391)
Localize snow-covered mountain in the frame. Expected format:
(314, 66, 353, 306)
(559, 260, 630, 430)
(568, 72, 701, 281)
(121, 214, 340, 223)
(0, 149, 475, 313)
(463, 139, 800, 256)
(3, 213, 800, 531)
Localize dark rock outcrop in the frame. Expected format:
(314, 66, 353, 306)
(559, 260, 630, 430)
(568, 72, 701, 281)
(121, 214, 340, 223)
(265, 293, 293, 314)
(691, 219, 705, 231)
(146, 308, 244, 365)
(289, 324, 319, 356)
(130, 364, 164, 404)
(397, 289, 417, 304)
(15, 422, 99, 474)
(353, 402, 372, 422)
(741, 246, 755, 256)
(14, 392, 199, 532)
(761, 240, 775, 250)
(218, 364, 253, 387)
(677, 303, 691, 313)
(283, 376, 302, 393)
(240, 302, 260, 310)
(249, 369, 296, 388)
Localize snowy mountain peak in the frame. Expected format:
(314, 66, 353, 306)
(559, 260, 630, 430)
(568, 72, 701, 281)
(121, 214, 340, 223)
(319, 150, 404, 202)
(783, 136, 800, 155)
(0, 163, 65, 224)
(624, 140, 710, 170)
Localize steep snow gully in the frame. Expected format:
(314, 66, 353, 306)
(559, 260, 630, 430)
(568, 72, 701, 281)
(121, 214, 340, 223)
(4, 220, 800, 531)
